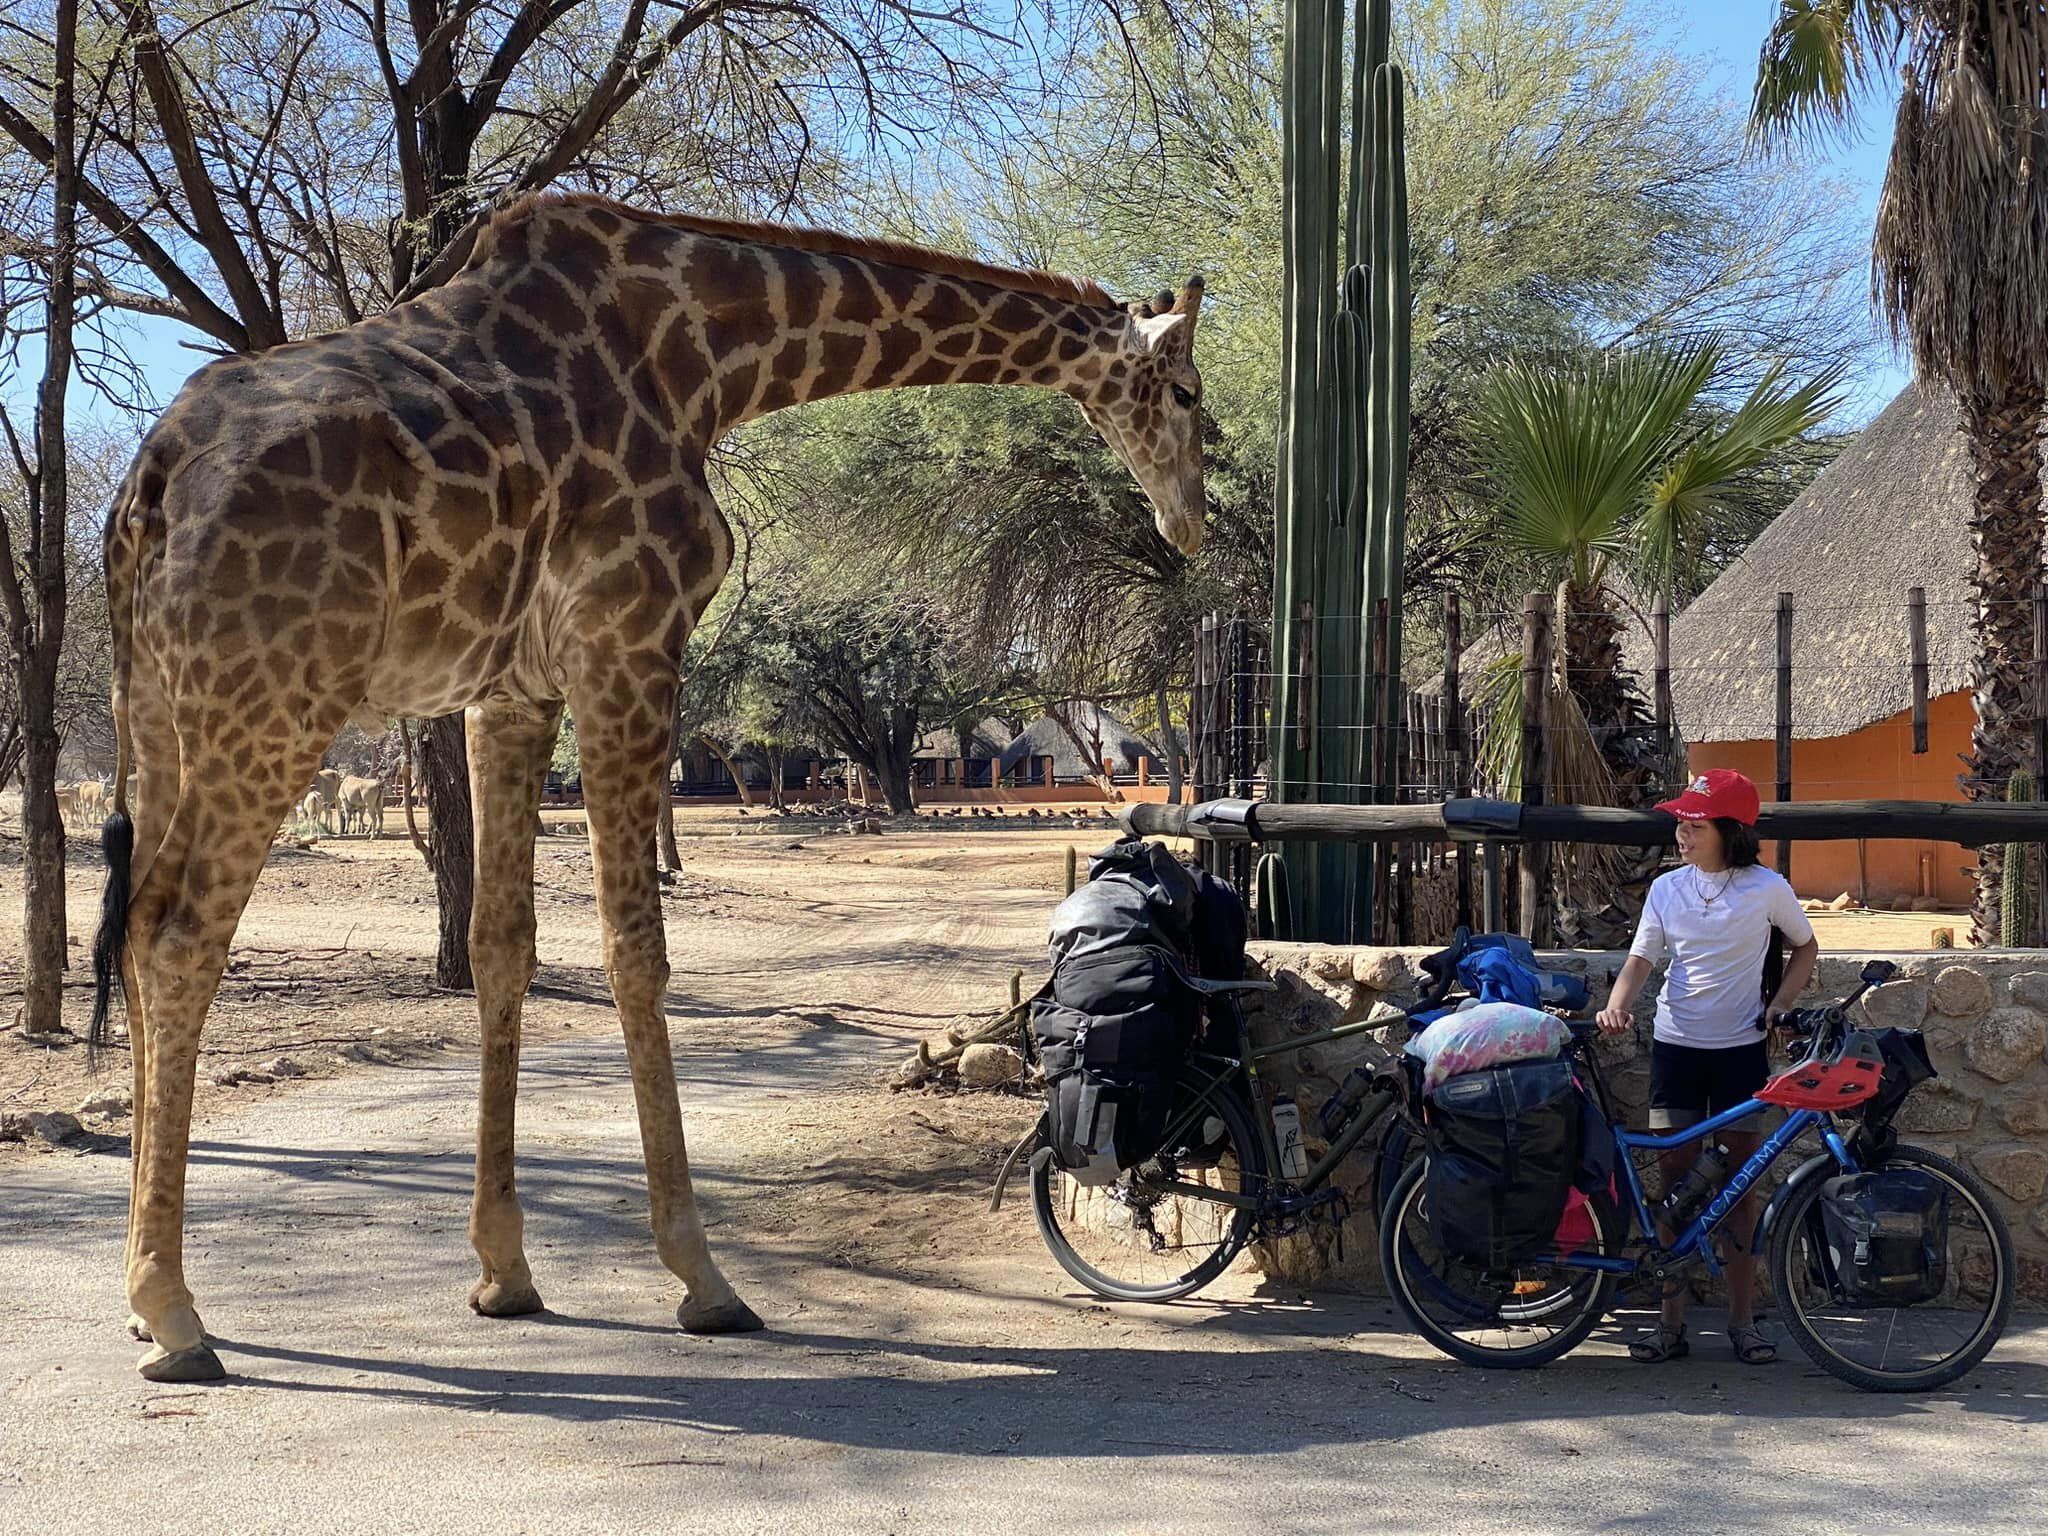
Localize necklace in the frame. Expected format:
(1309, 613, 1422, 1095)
(1692, 866, 1737, 907)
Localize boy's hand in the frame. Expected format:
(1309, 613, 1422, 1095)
(1596, 1004, 1634, 1036)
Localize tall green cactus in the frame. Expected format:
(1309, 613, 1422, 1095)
(2004, 770, 2037, 947)
(1270, 0, 1411, 943)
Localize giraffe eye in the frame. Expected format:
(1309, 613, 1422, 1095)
(1171, 384, 1197, 410)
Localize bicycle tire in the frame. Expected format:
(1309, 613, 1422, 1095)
(1380, 1158, 1620, 1369)
(1030, 1068, 1264, 1303)
(1767, 1143, 2014, 1393)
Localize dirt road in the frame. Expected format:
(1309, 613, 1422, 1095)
(4, 820, 2046, 1532)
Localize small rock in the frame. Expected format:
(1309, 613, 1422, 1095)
(1858, 979, 1927, 1031)
(1965, 1009, 2047, 1084)
(211, 1068, 245, 1087)
(1350, 950, 1412, 993)
(1929, 965, 1993, 1020)
(73, 1092, 132, 1119)
(1909, 896, 1944, 912)
(263, 1057, 306, 1079)
(2010, 971, 2048, 1013)
(1306, 951, 1352, 983)
(957, 1042, 1025, 1088)
(1995, 1088, 2048, 1137)
(239, 1070, 276, 1085)
(1973, 1146, 2048, 1203)
(1896, 1079, 1981, 1134)
(27, 1110, 83, 1146)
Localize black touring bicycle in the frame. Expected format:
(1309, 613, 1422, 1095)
(996, 850, 2015, 1394)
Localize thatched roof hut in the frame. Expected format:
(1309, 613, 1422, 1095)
(913, 717, 1014, 762)
(1670, 384, 1982, 745)
(1000, 704, 1162, 779)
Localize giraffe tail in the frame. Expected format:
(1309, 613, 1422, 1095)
(90, 463, 154, 1059)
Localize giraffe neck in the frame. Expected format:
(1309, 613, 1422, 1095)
(694, 241, 1127, 437)
(481, 203, 1130, 446)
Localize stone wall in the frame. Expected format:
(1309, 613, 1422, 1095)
(1240, 943, 2048, 1300)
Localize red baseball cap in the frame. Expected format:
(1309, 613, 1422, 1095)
(1657, 769, 1761, 825)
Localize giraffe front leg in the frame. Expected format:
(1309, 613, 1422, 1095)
(463, 701, 560, 1319)
(576, 675, 760, 1335)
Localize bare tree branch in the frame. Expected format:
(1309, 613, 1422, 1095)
(120, 0, 286, 347)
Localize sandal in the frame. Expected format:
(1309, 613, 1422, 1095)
(1730, 1323, 1777, 1365)
(1628, 1321, 1689, 1363)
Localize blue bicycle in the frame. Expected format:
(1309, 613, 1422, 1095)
(1380, 960, 2017, 1392)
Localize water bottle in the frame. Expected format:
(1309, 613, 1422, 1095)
(1270, 1096, 1309, 1180)
(1317, 1064, 1379, 1139)
(1660, 1142, 1733, 1227)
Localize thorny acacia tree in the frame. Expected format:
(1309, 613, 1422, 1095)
(832, 0, 1873, 747)
(1753, 0, 2048, 941)
(0, 0, 1091, 984)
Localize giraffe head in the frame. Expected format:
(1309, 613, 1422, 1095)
(1076, 276, 1206, 556)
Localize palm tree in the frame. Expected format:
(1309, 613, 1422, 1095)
(1753, 1, 2048, 941)
(1473, 337, 1842, 943)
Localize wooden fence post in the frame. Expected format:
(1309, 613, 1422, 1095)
(1369, 597, 1391, 939)
(1776, 591, 1794, 881)
(2034, 585, 2047, 945)
(1652, 589, 1673, 765)
(1519, 592, 1552, 944)
(1444, 592, 1472, 929)
(1908, 586, 1929, 755)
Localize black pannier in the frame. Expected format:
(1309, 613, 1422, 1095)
(1862, 1028, 1937, 1129)
(1032, 838, 1248, 1185)
(1034, 987, 1194, 1187)
(1819, 1169, 1950, 1306)
(1425, 1058, 1581, 1271)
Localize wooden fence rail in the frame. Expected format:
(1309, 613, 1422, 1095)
(1122, 796, 2048, 850)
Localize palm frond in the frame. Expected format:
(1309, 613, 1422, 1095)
(1469, 650, 1614, 812)
(1474, 340, 1720, 590)
(1634, 357, 1848, 595)
(1749, 0, 1906, 148)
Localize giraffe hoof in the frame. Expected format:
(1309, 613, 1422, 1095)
(678, 1295, 765, 1335)
(469, 1279, 546, 1318)
(137, 1341, 227, 1383)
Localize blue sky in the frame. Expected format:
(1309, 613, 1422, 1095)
(20, 1, 1912, 430)
(1652, 4, 1910, 422)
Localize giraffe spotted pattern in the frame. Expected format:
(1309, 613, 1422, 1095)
(96, 192, 1205, 1382)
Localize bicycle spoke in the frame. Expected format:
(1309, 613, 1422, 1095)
(1042, 1156, 1248, 1295)
(1773, 1147, 2014, 1390)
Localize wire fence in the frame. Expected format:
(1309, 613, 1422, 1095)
(1188, 583, 2048, 944)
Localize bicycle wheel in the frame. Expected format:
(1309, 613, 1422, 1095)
(1031, 1070, 1264, 1302)
(1768, 1144, 2014, 1392)
(1380, 1158, 1619, 1369)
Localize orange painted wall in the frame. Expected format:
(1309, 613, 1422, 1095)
(1687, 689, 1976, 907)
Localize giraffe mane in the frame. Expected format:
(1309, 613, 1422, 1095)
(482, 192, 1116, 308)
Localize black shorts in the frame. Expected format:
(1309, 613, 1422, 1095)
(1648, 1040, 1771, 1129)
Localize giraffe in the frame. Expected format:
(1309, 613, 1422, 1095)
(92, 192, 1205, 1383)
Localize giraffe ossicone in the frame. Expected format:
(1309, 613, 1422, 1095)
(90, 193, 1208, 1382)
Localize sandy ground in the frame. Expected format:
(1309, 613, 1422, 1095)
(4, 810, 2045, 1533)
(0, 804, 1110, 1130)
